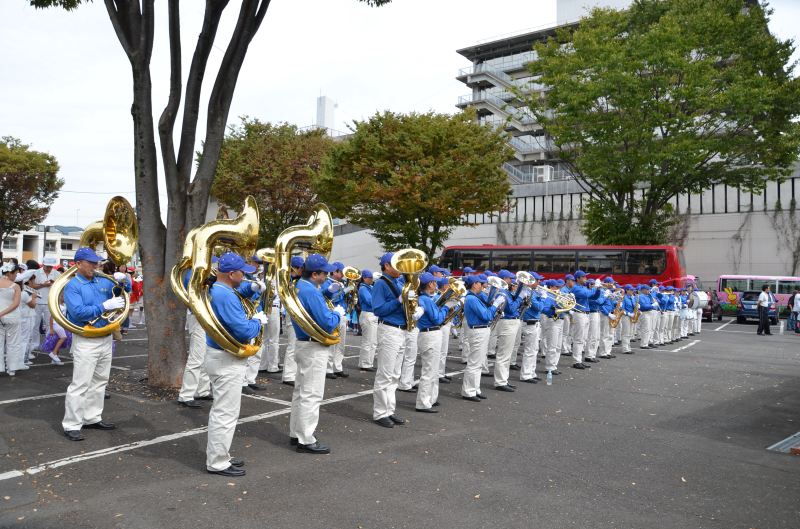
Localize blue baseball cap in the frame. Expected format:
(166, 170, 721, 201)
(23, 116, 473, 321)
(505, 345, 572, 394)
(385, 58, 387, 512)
(361, 268, 373, 279)
(498, 269, 515, 279)
(218, 252, 256, 273)
(379, 252, 394, 266)
(428, 265, 443, 274)
(485, 270, 497, 277)
(639, 284, 650, 291)
(574, 270, 587, 278)
(603, 276, 614, 283)
(531, 272, 544, 280)
(290, 256, 305, 268)
(250, 255, 263, 264)
(565, 274, 575, 281)
(649, 279, 659, 285)
(463, 266, 475, 274)
(624, 284, 634, 291)
(664, 286, 674, 291)
(543, 279, 554, 287)
(305, 253, 336, 273)
(211, 255, 219, 264)
(464, 275, 485, 288)
(419, 272, 436, 285)
(331, 261, 344, 272)
(74, 247, 102, 263)
(436, 277, 449, 288)
(442, 268, 451, 277)
(556, 279, 566, 287)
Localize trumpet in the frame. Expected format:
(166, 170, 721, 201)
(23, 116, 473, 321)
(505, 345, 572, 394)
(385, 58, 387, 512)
(515, 271, 537, 320)
(437, 277, 467, 326)
(343, 265, 361, 314)
(487, 276, 507, 329)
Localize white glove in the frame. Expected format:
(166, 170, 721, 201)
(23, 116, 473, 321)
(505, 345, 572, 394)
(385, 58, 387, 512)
(603, 289, 610, 298)
(412, 306, 425, 321)
(539, 291, 549, 299)
(445, 299, 459, 308)
(492, 296, 506, 309)
(327, 282, 342, 293)
(520, 289, 531, 300)
(607, 314, 615, 320)
(102, 297, 125, 311)
(652, 286, 660, 293)
(406, 290, 417, 301)
(252, 312, 268, 325)
(593, 279, 602, 287)
(333, 305, 346, 317)
(343, 284, 355, 294)
(653, 300, 659, 307)
(113, 272, 127, 282)
(626, 312, 634, 317)
(251, 280, 266, 293)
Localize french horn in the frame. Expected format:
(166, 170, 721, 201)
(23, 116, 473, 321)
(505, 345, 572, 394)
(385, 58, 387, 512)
(48, 196, 138, 338)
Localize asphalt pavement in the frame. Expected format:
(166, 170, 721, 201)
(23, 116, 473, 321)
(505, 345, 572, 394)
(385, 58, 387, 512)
(1, 318, 798, 529)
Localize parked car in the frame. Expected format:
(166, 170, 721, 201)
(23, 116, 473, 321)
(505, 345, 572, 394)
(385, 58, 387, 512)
(702, 293, 722, 322)
(736, 291, 778, 324)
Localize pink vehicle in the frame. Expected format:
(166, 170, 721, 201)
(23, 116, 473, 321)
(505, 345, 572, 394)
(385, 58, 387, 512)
(716, 275, 800, 310)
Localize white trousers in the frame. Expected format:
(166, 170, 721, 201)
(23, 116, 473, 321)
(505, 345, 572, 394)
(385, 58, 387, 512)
(244, 325, 266, 386)
(398, 327, 420, 390)
(415, 330, 442, 409)
(327, 317, 347, 373)
(358, 311, 378, 368)
(670, 311, 681, 341)
(438, 322, 452, 377)
(62, 334, 112, 431)
(599, 315, 614, 356)
(462, 327, 490, 397)
(586, 312, 601, 359)
(561, 316, 572, 355)
(205, 346, 246, 471)
(620, 315, 633, 352)
(493, 319, 520, 387)
(571, 312, 589, 363)
(543, 318, 563, 372)
(520, 321, 541, 380)
(459, 318, 470, 362)
(282, 315, 298, 382)
(510, 322, 523, 366)
(34, 304, 50, 347)
(0, 316, 23, 373)
(27, 314, 38, 357)
(639, 311, 655, 347)
(259, 310, 280, 372)
(373, 324, 406, 420)
(289, 340, 328, 445)
(694, 309, 702, 333)
(178, 312, 211, 401)
(18, 315, 32, 362)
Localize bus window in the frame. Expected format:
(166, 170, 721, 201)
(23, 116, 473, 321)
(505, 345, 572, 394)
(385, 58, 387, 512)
(750, 278, 777, 292)
(438, 249, 456, 271)
(534, 251, 576, 273)
(577, 250, 624, 275)
(719, 278, 749, 292)
(491, 250, 533, 272)
(460, 251, 490, 271)
(777, 280, 800, 294)
(624, 250, 666, 275)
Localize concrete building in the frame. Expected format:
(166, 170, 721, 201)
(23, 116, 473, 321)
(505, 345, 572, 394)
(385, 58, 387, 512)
(2, 225, 82, 267)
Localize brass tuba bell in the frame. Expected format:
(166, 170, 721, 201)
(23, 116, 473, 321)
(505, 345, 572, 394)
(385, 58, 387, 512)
(391, 248, 428, 331)
(49, 196, 139, 338)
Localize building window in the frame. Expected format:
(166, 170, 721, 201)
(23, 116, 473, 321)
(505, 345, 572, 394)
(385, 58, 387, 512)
(44, 240, 56, 252)
(2, 239, 16, 250)
(60, 241, 73, 251)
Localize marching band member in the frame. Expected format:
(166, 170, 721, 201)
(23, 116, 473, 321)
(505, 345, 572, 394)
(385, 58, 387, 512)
(560, 279, 573, 357)
(357, 269, 378, 371)
(398, 304, 421, 393)
(415, 272, 451, 412)
(597, 277, 617, 360)
(458, 266, 477, 364)
(620, 285, 637, 354)
(289, 253, 344, 454)
(30, 256, 61, 349)
(281, 256, 305, 387)
(584, 275, 605, 364)
(667, 287, 680, 343)
(519, 273, 546, 383)
(462, 274, 505, 402)
(485, 270, 499, 363)
(322, 262, 349, 379)
(436, 276, 453, 384)
(493, 269, 525, 392)
(637, 285, 656, 349)
(61, 248, 130, 441)
(258, 266, 282, 374)
(540, 280, 565, 376)
(567, 271, 602, 370)
(372, 252, 417, 428)
(243, 276, 271, 394)
(693, 284, 703, 335)
(204, 252, 266, 475)
(177, 267, 213, 408)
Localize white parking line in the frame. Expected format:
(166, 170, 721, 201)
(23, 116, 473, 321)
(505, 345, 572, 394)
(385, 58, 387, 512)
(0, 393, 66, 406)
(714, 320, 734, 331)
(674, 339, 700, 352)
(241, 394, 292, 406)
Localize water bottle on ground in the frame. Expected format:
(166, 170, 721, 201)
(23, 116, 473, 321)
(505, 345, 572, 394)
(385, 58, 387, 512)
(546, 370, 553, 386)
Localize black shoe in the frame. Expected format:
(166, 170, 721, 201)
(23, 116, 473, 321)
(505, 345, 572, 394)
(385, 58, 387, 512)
(443, 375, 452, 381)
(476, 393, 487, 400)
(572, 363, 585, 370)
(229, 458, 245, 467)
(397, 387, 417, 393)
(415, 408, 438, 413)
(296, 441, 330, 454)
(509, 364, 521, 371)
(241, 386, 256, 395)
(507, 383, 517, 389)
(439, 377, 451, 384)
(551, 370, 561, 375)
(104, 393, 110, 400)
(481, 372, 492, 377)
(462, 395, 481, 402)
(248, 383, 268, 390)
(178, 399, 202, 409)
(289, 436, 298, 446)
(640, 346, 650, 349)
(195, 394, 214, 401)
(432, 401, 440, 407)
(581, 362, 591, 368)
(326, 373, 338, 379)
(624, 351, 634, 354)
(607, 354, 617, 358)
(282, 380, 295, 387)
(84, 421, 116, 430)
(64, 430, 84, 441)
(334, 371, 349, 378)
(521, 378, 539, 384)
(389, 415, 406, 425)
(360, 367, 376, 372)
(495, 385, 515, 392)
(584, 357, 599, 363)
(207, 466, 245, 477)
(266, 368, 283, 374)
(374, 417, 394, 428)
(487, 354, 496, 359)
(561, 352, 571, 356)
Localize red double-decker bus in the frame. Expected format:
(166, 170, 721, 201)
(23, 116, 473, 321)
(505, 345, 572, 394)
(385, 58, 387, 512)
(437, 245, 687, 286)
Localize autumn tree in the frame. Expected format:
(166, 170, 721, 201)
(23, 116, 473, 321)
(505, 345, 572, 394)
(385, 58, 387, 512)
(525, 0, 800, 244)
(314, 110, 513, 258)
(0, 136, 63, 261)
(212, 119, 335, 247)
(32, 0, 392, 387)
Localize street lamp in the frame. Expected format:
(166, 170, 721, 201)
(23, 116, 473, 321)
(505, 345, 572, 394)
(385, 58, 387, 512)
(41, 225, 50, 262)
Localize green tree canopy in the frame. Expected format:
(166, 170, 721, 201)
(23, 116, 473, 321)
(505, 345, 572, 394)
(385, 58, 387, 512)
(314, 110, 513, 258)
(0, 136, 63, 261)
(212, 119, 336, 247)
(526, 0, 800, 244)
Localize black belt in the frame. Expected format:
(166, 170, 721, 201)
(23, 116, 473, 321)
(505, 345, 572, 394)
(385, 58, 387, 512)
(641, 308, 652, 312)
(524, 319, 540, 325)
(419, 326, 441, 333)
(378, 320, 404, 329)
(469, 324, 490, 329)
(297, 337, 310, 342)
(573, 309, 588, 314)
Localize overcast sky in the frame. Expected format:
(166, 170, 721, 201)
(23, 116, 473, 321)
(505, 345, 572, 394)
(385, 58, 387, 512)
(1, 0, 798, 228)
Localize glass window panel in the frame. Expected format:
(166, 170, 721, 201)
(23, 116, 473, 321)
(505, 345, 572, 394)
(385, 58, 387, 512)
(459, 251, 490, 271)
(533, 251, 576, 273)
(438, 249, 456, 271)
(777, 280, 800, 294)
(491, 251, 532, 272)
(720, 278, 749, 292)
(577, 251, 624, 275)
(624, 250, 666, 275)
(750, 279, 776, 292)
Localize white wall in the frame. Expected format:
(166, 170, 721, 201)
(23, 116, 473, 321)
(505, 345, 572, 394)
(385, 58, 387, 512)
(557, 0, 633, 22)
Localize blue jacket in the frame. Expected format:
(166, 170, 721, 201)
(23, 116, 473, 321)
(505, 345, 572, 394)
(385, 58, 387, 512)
(500, 288, 524, 319)
(358, 283, 374, 312)
(292, 278, 341, 341)
(540, 297, 563, 319)
(622, 295, 637, 316)
(417, 293, 448, 329)
(588, 291, 605, 313)
(372, 275, 405, 326)
(64, 273, 131, 328)
(522, 294, 544, 321)
(569, 283, 602, 312)
(464, 292, 496, 327)
(206, 282, 263, 350)
(321, 278, 346, 308)
(599, 291, 616, 316)
(638, 293, 654, 311)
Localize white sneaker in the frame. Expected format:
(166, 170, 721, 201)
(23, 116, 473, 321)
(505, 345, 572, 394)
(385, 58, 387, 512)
(7, 371, 15, 376)
(49, 352, 64, 365)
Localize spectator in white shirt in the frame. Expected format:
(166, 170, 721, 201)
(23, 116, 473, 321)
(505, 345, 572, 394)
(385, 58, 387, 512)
(756, 285, 774, 336)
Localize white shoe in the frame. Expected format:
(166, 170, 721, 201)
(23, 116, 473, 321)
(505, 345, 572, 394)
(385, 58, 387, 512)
(49, 352, 64, 365)
(24, 360, 33, 366)
(7, 371, 15, 376)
